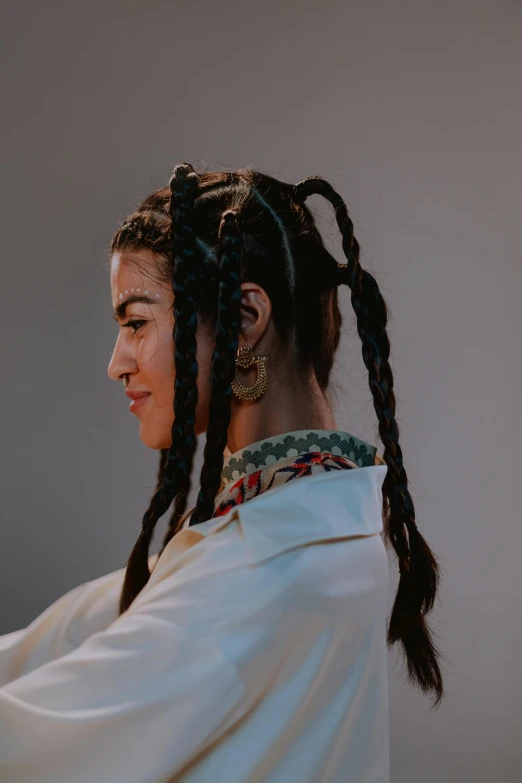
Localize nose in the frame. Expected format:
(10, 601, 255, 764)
(107, 335, 135, 383)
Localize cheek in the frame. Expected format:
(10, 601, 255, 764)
(139, 329, 175, 393)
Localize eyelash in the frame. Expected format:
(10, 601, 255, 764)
(123, 319, 146, 335)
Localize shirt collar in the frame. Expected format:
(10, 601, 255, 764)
(163, 465, 388, 568)
(220, 428, 380, 487)
(159, 429, 387, 567)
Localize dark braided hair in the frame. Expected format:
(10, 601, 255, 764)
(109, 163, 446, 709)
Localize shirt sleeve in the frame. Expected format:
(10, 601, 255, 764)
(0, 555, 159, 687)
(0, 562, 245, 783)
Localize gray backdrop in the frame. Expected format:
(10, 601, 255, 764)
(1, 1, 520, 781)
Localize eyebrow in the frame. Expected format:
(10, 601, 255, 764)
(112, 295, 160, 321)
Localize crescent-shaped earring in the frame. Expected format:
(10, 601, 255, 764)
(231, 346, 268, 402)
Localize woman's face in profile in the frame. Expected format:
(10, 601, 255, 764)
(107, 251, 213, 449)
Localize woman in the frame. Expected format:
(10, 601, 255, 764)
(0, 163, 445, 782)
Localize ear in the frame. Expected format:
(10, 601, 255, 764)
(238, 283, 272, 350)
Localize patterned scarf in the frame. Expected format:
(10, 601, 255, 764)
(182, 429, 384, 528)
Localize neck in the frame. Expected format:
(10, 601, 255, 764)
(226, 364, 338, 455)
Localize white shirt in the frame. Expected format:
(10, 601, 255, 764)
(0, 457, 389, 782)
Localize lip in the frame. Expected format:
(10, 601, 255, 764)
(126, 391, 151, 412)
(125, 390, 151, 400)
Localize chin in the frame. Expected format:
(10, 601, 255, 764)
(138, 426, 171, 451)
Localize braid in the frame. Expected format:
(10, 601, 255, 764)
(293, 177, 445, 709)
(164, 164, 202, 531)
(118, 163, 201, 614)
(189, 209, 243, 526)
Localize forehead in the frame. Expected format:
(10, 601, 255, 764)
(110, 252, 149, 289)
(110, 252, 168, 301)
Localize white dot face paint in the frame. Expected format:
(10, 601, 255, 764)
(114, 289, 161, 309)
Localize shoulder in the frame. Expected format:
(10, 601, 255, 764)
(128, 510, 388, 691)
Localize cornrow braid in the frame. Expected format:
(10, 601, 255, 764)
(164, 164, 202, 532)
(292, 177, 445, 709)
(163, 207, 243, 542)
(118, 163, 201, 614)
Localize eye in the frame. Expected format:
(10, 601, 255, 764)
(123, 319, 146, 336)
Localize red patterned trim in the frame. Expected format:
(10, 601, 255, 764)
(212, 451, 357, 518)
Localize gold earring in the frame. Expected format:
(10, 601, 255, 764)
(231, 346, 268, 401)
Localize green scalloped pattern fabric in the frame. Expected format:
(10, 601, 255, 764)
(220, 429, 379, 487)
